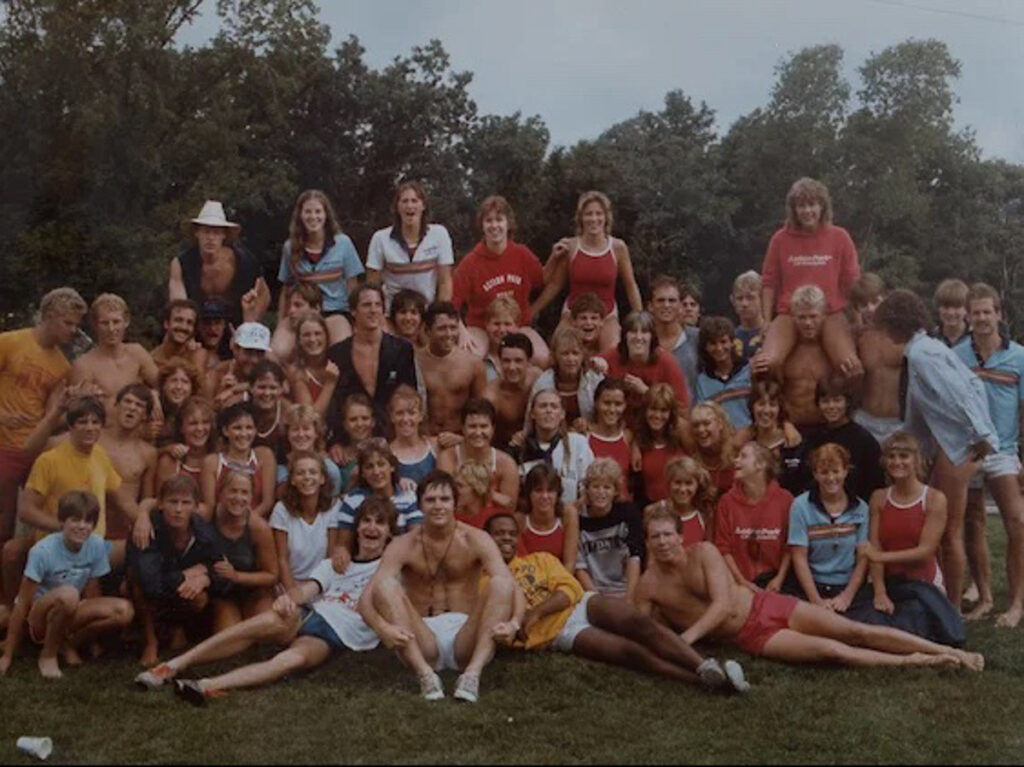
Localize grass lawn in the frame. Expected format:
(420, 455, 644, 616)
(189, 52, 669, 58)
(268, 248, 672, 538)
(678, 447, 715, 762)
(2, 525, 1024, 765)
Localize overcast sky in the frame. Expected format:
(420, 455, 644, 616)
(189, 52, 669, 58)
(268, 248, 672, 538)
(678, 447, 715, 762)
(184, 0, 1024, 162)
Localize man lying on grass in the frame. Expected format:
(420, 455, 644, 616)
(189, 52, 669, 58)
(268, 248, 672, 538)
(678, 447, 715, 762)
(359, 469, 514, 703)
(636, 508, 984, 670)
(133, 497, 397, 705)
(484, 512, 749, 692)
(1, 491, 133, 679)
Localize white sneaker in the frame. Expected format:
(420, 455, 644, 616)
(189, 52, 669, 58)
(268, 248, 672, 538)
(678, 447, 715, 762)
(453, 672, 480, 703)
(725, 660, 751, 693)
(419, 671, 445, 701)
(696, 658, 726, 689)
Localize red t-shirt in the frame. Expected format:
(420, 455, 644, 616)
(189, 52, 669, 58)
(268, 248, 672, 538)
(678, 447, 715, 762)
(452, 241, 544, 328)
(761, 223, 860, 314)
(517, 517, 565, 560)
(713, 480, 793, 581)
(639, 443, 687, 504)
(456, 504, 505, 531)
(679, 511, 707, 547)
(598, 348, 691, 411)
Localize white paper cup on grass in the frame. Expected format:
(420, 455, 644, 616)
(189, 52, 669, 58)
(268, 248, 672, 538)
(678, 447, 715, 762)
(16, 737, 52, 760)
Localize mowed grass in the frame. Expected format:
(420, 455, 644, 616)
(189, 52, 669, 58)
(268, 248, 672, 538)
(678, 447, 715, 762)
(2, 525, 1024, 764)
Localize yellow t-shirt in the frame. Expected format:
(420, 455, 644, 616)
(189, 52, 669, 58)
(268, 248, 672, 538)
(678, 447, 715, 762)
(0, 328, 70, 451)
(509, 552, 584, 649)
(24, 441, 121, 539)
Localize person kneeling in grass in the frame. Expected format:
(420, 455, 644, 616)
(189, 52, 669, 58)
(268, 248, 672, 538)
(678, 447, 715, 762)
(135, 496, 397, 704)
(485, 512, 748, 692)
(636, 508, 983, 670)
(1, 491, 133, 678)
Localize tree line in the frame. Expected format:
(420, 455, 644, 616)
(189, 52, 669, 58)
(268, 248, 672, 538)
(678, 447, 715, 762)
(2, 0, 1022, 338)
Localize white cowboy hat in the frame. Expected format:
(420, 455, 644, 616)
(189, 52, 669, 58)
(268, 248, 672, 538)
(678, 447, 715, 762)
(187, 200, 240, 231)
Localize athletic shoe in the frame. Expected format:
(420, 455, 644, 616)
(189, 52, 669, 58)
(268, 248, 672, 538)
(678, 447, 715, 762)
(174, 679, 207, 707)
(724, 660, 751, 693)
(696, 658, 727, 689)
(453, 672, 480, 703)
(134, 664, 174, 690)
(419, 671, 445, 701)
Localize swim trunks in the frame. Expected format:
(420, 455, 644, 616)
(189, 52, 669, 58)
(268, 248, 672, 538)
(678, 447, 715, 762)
(733, 590, 799, 655)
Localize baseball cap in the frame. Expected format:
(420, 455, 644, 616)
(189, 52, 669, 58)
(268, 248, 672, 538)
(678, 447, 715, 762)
(233, 322, 271, 351)
(199, 300, 231, 320)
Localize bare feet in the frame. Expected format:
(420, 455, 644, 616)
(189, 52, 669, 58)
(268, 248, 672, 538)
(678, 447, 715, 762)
(140, 642, 159, 667)
(904, 652, 960, 668)
(964, 600, 993, 621)
(949, 649, 985, 671)
(37, 655, 63, 679)
(995, 605, 1022, 629)
(62, 645, 83, 667)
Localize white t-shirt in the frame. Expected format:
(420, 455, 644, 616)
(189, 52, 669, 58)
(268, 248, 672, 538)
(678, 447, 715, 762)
(366, 224, 454, 309)
(270, 500, 340, 581)
(308, 557, 381, 651)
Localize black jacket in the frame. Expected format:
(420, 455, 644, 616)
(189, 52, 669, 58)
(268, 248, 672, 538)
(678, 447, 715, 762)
(127, 510, 229, 599)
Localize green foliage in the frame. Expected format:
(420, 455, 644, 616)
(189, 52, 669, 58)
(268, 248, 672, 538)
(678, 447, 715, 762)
(0, 2, 1020, 340)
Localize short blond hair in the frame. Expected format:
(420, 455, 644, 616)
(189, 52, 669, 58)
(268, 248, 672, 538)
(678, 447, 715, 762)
(485, 295, 521, 323)
(584, 457, 624, 493)
(40, 287, 87, 319)
(456, 461, 491, 500)
(790, 284, 826, 312)
(934, 278, 968, 309)
(732, 270, 761, 294)
(90, 293, 130, 324)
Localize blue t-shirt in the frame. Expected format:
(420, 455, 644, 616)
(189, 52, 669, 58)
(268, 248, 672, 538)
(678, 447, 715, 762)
(735, 326, 764, 361)
(24, 532, 110, 599)
(953, 335, 1024, 455)
(277, 235, 365, 312)
(335, 487, 423, 532)
(695, 362, 752, 429)
(787, 490, 868, 586)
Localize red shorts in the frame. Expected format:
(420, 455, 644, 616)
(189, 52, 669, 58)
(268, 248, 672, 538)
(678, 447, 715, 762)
(733, 591, 798, 655)
(0, 448, 34, 485)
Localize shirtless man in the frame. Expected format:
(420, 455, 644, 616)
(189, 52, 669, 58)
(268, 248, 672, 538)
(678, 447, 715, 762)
(851, 276, 904, 444)
(207, 323, 271, 408)
(168, 200, 269, 328)
(636, 509, 983, 670)
(360, 470, 514, 702)
(482, 333, 540, 450)
(754, 285, 831, 428)
(417, 302, 486, 435)
(100, 384, 157, 554)
(874, 289, 997, 611)
(327, 283, 417, 436)
(69, 294, 159, 421)
(649, 276, 700, 400)
(151, 299, 208, 373)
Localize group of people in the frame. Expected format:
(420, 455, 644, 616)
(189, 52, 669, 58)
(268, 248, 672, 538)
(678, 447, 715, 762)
(1, 176, 1009, 705)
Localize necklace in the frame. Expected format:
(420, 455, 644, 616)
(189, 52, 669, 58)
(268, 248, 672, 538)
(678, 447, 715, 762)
(256, 402, 280, 439)
(420, 526, 456, 617)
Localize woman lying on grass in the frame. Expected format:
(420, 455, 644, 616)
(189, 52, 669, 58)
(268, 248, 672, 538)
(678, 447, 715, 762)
(134, 496, 397, 705)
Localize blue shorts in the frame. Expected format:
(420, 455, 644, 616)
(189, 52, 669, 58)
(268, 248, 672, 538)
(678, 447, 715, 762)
(297, 608, 345, 651)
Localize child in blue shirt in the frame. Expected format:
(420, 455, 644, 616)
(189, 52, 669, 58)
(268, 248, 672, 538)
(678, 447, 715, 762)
(1, 491, 133, 679)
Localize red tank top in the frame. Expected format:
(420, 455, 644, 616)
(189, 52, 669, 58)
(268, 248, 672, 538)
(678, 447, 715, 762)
(215, 451, 265, 511)
(589, 430, 632, 500)
(640, 443, 686, 503)
(517, 517, 565, 560)
(566, 240, 617, 315)
(305, 368, 324, 403)
(679, 510, 707, 547)
(456, 504, 504, 530)
(878, 486, 939, 584)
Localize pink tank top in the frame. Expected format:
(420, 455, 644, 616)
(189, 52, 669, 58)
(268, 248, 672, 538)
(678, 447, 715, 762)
(566, 240, 617, 315)
(878, 486, 939, 584)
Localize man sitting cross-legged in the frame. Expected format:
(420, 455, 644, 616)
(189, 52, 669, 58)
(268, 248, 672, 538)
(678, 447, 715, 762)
(358, 469, 514, 703)
(134, 496, 398, 704)
(484, 512, 748, 692)
(635, 508, 984, 670)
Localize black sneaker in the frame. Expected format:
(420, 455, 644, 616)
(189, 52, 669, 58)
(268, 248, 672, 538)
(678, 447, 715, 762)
(173, 679, 207, 707)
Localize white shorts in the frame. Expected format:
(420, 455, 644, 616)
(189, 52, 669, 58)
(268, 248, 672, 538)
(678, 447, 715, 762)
(553, 592, 596, 653)
(853, 409, 903, 445)
(969, 452, 1022, 490)
(423, 612, 469, 671)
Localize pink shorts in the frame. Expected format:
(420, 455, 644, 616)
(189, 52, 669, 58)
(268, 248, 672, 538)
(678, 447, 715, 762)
(0, 448, 34, 485)
(733, 591, 798, 655)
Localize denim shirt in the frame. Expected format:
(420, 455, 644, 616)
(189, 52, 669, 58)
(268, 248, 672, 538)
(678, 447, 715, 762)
(904, 331, 997, 465)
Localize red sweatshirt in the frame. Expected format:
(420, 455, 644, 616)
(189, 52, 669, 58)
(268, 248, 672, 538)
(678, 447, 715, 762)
(598, 348, 691, 411)
(761, 223, 860, 314)
(452, 241, 544, 328)
(713, 480, 793, 581)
